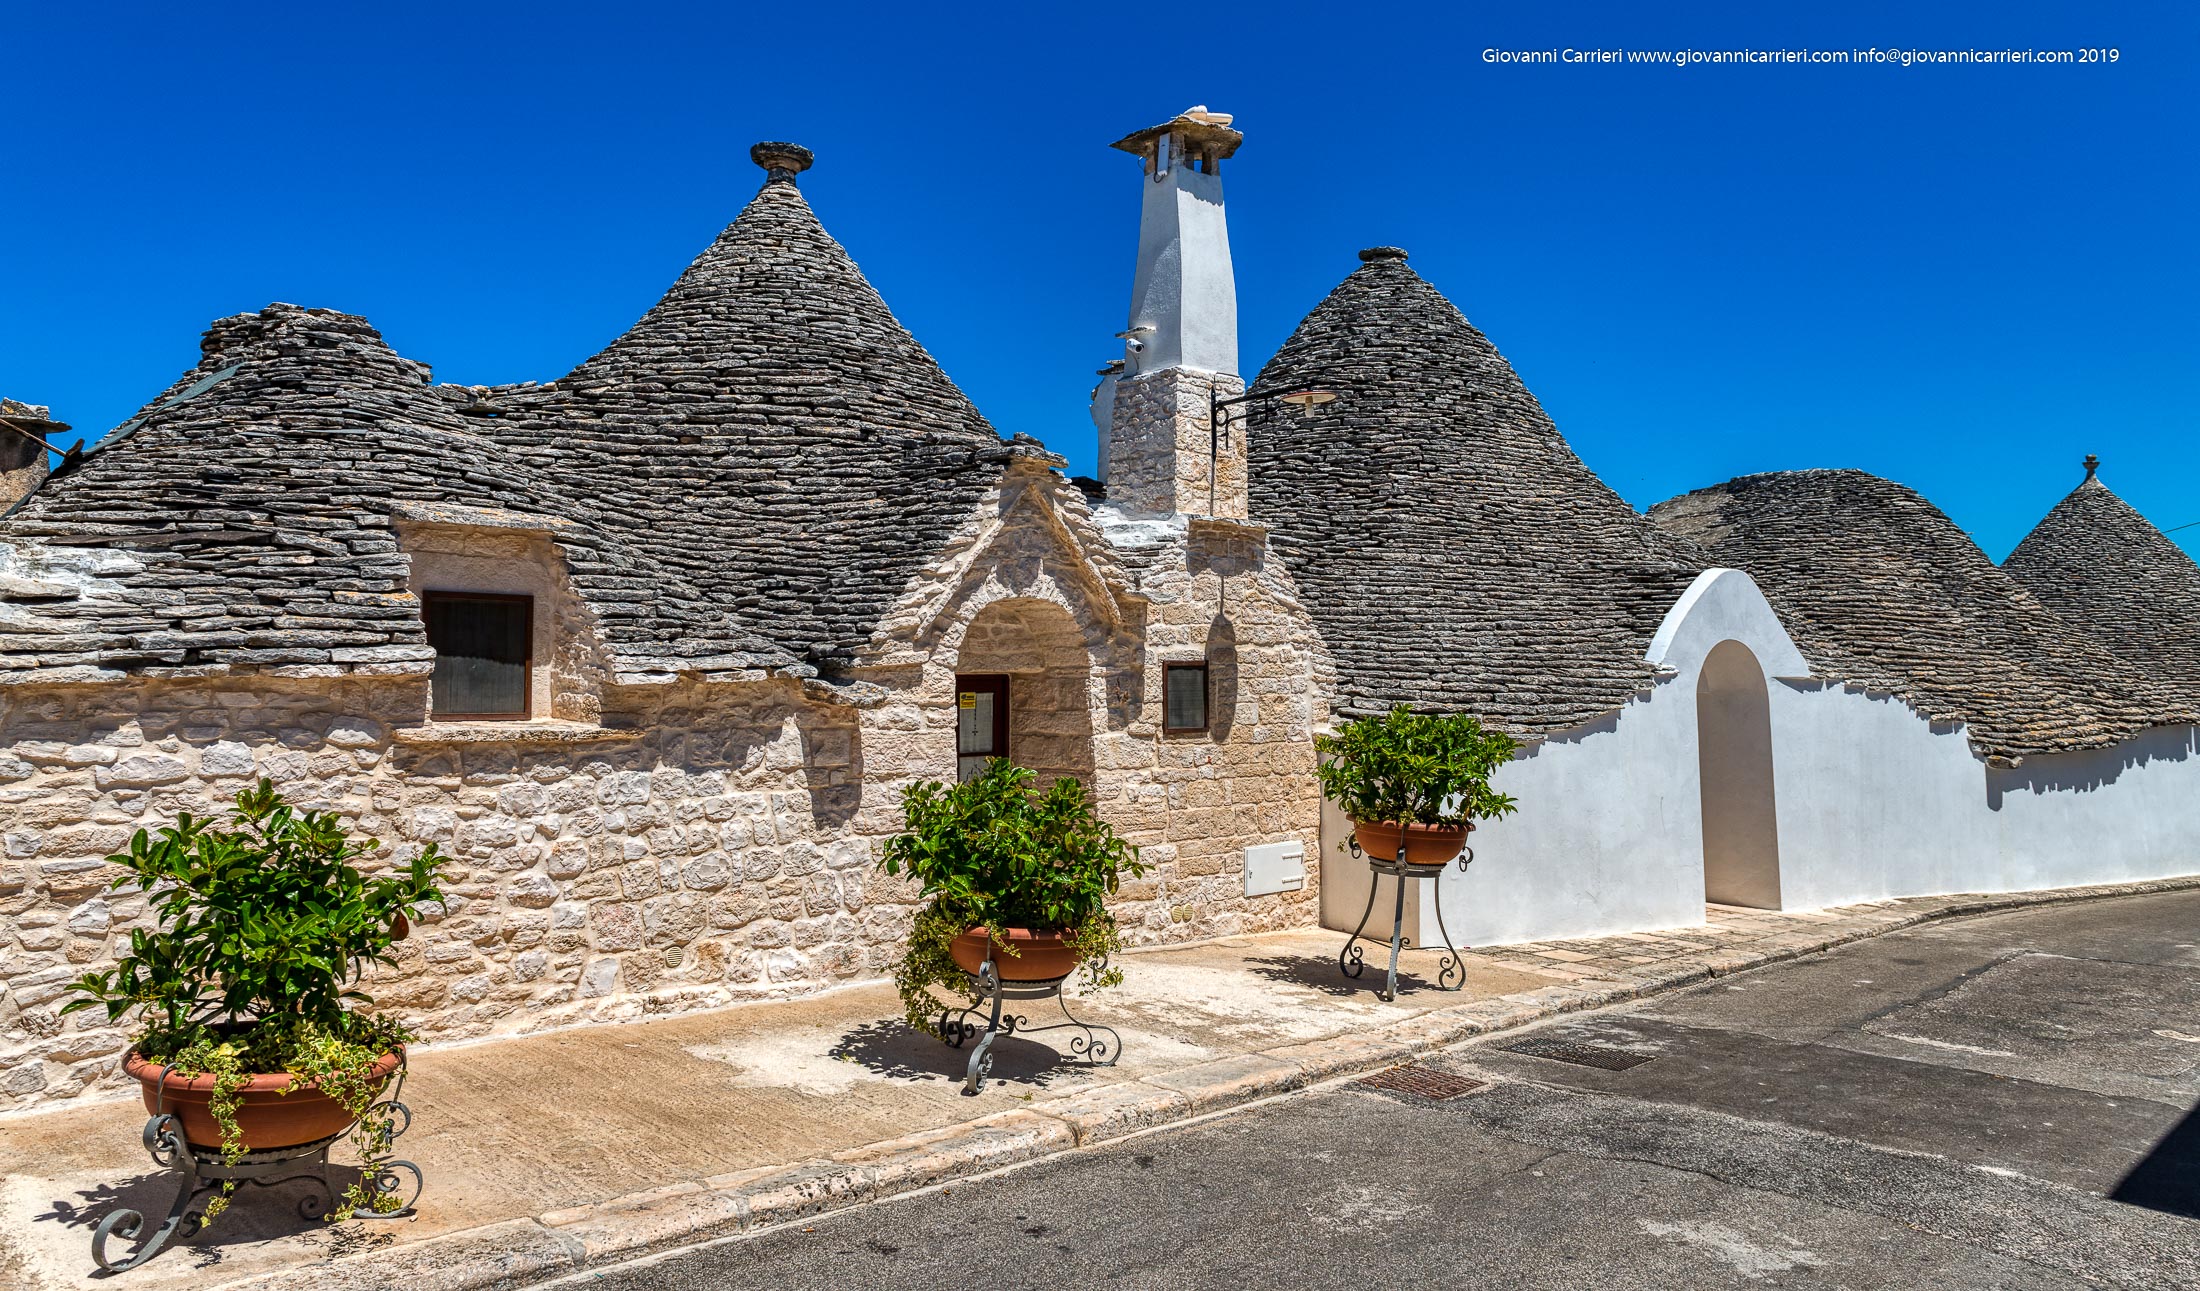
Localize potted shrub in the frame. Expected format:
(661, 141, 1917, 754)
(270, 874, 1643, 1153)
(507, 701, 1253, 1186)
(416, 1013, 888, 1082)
(879, 759, 1145, 1033)
(1314, 705, 1520, 866)
(62, 778, 446, 1224)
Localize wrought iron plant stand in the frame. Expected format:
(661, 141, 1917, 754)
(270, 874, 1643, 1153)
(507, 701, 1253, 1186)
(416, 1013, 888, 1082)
(1339, 835, 1473, 1001)
(939, 957, 1123, 1096)
(91, 1056, 424, 1273)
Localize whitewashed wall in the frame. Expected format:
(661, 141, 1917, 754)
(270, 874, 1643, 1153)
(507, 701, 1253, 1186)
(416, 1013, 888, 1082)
(1767, 685, 2200, 909)
(1321, 568, 2200, 948)
(1318, 685, 1709, 951)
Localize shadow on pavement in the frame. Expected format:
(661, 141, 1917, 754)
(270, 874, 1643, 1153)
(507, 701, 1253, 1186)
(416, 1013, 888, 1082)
(2109, 1101, 2199, 1219)
(1243, 953, 1440, 998)
(32, 1160, 392, 1276)
(827, 1018, 1086, 1088)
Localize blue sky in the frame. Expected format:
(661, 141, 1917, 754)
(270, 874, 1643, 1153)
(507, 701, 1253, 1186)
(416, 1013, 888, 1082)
(4, 2, 2193, 557)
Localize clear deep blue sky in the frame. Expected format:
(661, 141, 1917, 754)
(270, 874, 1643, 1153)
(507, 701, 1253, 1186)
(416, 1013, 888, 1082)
(5, 2, 2194, 557)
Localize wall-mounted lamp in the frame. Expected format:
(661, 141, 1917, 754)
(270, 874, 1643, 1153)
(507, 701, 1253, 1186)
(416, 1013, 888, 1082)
(1206, 380, 1341, 515)
(1275, 389, 1338, 418)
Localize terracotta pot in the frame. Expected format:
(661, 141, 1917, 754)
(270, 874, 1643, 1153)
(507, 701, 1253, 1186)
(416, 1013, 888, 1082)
(124, 1047, 403, 1151)
(1352, 820, 1472, 867)
(949, 926, 1080, 982)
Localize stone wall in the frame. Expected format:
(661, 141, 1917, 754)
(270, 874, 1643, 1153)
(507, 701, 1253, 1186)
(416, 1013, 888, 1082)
(0, 459, 1333, 1114)
(1102, 515, 1326, 939)
(860, 457, 1329, 948)
(0, 671, 895, 1112)
(1104, 369, 1248, 519)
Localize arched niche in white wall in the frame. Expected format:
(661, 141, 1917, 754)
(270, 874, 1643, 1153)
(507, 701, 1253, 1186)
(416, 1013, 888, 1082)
(1647, 568, 1813, 910)
(1646, 568, 1811, 685)
(1698, 638, 1783, 908)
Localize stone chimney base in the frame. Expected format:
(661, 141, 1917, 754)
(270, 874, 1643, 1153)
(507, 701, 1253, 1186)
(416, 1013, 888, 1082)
(1104, 369, 1246, 519)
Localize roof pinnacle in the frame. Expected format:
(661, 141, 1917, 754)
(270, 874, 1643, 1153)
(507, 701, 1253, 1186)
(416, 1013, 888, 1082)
(2084, 453, 2100, 481)
(750, 142, 814, 183)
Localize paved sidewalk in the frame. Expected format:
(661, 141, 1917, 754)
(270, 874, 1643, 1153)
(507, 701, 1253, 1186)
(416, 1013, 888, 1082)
(2, 876, 2193, 1291)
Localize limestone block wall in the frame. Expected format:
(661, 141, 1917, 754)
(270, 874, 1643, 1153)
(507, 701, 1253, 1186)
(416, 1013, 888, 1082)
(0, 673, 897, 1112)
(0, 461, 1335, 1114)
(861, 460, 1329, 949)
(1103, 518, 1326, 939)
(1105, 369, 1247, 519)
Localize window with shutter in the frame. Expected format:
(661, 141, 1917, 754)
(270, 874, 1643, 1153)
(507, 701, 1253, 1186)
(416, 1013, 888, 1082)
(424, 592, 533, 719)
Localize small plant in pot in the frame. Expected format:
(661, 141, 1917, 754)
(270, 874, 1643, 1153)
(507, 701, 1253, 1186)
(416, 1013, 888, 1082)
(62, 778, 446, 1224)
(1314, 705, 1520, 867)
(879, 758, 1145, 1034)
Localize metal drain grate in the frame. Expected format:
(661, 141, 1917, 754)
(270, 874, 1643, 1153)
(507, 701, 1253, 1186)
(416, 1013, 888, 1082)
(1499, 1037, 1654, 1071)
(1354, 1063, 1486, 1100)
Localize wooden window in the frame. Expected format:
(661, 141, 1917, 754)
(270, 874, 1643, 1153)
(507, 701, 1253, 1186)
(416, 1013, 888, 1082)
(1163, 662, 1209, 733)
(424, 592, 533, 720)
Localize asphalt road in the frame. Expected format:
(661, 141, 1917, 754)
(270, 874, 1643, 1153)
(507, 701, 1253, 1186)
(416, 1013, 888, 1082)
(562, 891, 2200, 1289)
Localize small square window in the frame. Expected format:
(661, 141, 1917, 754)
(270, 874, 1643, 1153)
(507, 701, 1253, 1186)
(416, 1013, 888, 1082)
(1163, 662, 1209, 733)
(424, 592, 533, 719)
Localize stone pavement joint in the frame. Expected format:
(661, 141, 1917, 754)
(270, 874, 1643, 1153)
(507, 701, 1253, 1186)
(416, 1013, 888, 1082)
(182, 872, 2200, 1291)
(1141, 1053, 1312, 1112)
(209, 1219, 584, 1291)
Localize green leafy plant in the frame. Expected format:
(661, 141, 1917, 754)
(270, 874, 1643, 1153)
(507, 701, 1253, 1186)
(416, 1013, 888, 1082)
(879, 759, 1145, 1035)
(62, 778, 445, 1223)
(1313, 705, 1521, 827)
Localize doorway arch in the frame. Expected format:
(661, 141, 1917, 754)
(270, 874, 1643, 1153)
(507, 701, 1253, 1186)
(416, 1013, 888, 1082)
(1697, 638, 1782, 908)
(952, 598, 1097, 790)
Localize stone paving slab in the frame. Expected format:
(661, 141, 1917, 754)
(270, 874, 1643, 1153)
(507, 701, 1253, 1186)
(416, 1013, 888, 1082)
(0, 874, 2192, 1291)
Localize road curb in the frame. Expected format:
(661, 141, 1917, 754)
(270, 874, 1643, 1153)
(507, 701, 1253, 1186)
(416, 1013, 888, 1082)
(208, 873, 2200, 1291)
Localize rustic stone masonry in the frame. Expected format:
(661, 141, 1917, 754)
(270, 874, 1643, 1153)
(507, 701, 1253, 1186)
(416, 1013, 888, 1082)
(0, 454, 1330, 1109)
(1245, 247, 1709, 731)
(1650, 469, 2198, 760)
(0, 671, 882, 1108)
(1105, 369, 1248, 519)
(856, 452, 1328, 943)
(2004, 459, 2200, 709)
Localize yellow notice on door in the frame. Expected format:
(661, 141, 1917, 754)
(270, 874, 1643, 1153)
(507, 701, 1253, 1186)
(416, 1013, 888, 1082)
(958, 692, 977, 709)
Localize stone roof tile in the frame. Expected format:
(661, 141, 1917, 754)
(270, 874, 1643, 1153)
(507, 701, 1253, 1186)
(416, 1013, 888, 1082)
(0, 158, 1011, 682)
(1650, 468, 2195, 759)
(0, 304, 800, 682)
(480, 167, 1013, 671)
(2003, 462, 2200, 707)
(1246, 254, 1708, 732)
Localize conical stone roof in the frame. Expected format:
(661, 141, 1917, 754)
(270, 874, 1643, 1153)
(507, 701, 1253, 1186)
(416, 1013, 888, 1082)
(0, 154, 1016, 684)
(483, 165, 1013, 672)
(2003, 462, 2200, 704)
(1246, 249, 1708, 732)
(1650, 469, 2195, 759)
(0, 303, 795, 680)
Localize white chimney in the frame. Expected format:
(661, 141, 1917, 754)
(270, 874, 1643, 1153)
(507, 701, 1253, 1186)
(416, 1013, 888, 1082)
(1102, 106, 1247, 518)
